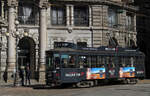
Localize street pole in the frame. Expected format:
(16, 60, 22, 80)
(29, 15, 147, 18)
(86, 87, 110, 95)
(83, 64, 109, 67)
(14, 36, 19, 86)
(13, 20, 19, 86)
(90, 27, 93, 47)
(0, 36, 2, 80)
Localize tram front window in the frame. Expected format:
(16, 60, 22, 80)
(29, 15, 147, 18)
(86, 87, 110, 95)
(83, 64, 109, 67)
(54, 54, 60, 69)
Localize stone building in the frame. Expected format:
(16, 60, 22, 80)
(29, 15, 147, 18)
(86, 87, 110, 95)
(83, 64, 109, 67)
(0, 0, 137, 81)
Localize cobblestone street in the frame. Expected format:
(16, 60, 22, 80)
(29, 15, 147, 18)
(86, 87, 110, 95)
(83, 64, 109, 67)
(0, 80, 150, 96)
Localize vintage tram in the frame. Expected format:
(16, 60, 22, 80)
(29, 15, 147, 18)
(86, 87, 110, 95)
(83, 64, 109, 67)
(45, 46, 145, 87)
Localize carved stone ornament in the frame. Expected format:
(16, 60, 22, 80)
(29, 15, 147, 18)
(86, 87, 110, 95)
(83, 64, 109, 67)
(39, 0, 49, 8)
(7, 0, 18, 7)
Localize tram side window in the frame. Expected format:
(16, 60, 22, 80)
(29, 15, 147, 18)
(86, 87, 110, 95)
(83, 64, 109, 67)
(69, 55, 76, 68)
(106, 56, 115, 68)
(118, 56, 123, 67)
(135, 56, 144, 68)
(78, 56, 88, 68)
(130, 57, 134, 67)
(120, 56, 135, 67)
(61, 55, 69, 68)
(91, 56, 97, 68)
(97, 56, 105, 67)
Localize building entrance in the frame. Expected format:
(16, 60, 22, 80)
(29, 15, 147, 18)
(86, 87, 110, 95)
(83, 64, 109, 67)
(18, 37, 36, 78)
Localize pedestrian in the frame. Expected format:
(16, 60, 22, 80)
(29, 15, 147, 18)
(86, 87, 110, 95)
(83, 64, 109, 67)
(19, 66, 24, 86)
(25, 66, 31, 85)
(3, 71, 7, 83)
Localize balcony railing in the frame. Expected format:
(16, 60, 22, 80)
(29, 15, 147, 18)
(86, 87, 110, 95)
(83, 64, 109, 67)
(18, 16, 39, 25)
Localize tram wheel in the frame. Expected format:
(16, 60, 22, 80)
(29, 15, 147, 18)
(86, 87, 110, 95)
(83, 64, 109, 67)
(76, 81, 94, 88)
(123, 79, 130, 84)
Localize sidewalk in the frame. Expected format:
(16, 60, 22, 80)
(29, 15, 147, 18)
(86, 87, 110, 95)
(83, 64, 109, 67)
(138, 79, 150, 84)
(0, 79, 150, 88)
(0, 79, 45, 88)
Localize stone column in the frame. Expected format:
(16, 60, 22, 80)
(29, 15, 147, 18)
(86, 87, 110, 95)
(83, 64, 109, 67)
(7, 0, 17, 71)
(39, 2, 48, 70)
(1, 0, 4, 18)
(89, 5, 92, 27)
(70, 5, 74, 26)
(66, 5, 70, 26)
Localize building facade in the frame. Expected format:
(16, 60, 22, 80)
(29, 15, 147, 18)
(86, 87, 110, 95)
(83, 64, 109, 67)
(0, 0, 137, 81)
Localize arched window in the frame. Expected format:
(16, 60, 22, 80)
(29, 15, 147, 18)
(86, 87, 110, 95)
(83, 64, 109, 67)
(108, 8, 118, 27)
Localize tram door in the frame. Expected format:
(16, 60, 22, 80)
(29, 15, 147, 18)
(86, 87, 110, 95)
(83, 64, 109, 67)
(106, 56, 118, 79)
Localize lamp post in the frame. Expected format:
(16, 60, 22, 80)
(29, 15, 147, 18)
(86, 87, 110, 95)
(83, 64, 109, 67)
(6, 20, 29, 86)
(0, 28, 2, 80)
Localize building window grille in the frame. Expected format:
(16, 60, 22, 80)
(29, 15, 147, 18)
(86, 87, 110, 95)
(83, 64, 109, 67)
(51, 6, 66, 26)
(126, 12, 134, 31)
(18, 1, 39, 25)
(108, 8, 118, 28)
(74, 6, 89, 26)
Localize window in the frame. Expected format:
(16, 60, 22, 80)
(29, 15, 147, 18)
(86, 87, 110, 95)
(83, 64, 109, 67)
(74, 6, 89, 26)
(51, 6, 66, 26)
(78, 56, 87, 68)
(91, 56, 97, 68)
(126, 12, 134, 31)
(61, 54, 69, 68)
(69, 55, 76, 68)
(106, 56, 115, 68)
(77, 42, 87, 48)
(54, 42, 76, 48)
(18, 1, 39, 25)
(108, 8, 118, 27)
(97, 56, 105, 67)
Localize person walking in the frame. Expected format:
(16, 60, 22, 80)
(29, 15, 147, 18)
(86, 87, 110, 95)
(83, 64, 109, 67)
(25, 66, 31, 85)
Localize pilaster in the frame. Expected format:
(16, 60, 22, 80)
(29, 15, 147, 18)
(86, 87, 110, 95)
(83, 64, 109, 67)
(7, 0, 18, 71)
(39, 0, 48, 70)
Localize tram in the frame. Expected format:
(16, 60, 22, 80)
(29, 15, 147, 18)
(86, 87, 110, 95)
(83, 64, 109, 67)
(45, 46, 145, 87)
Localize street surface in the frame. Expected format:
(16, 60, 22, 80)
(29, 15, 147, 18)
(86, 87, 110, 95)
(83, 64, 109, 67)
(0, 83, 150, 96)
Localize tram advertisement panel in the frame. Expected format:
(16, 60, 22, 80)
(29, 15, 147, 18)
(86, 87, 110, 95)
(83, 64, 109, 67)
(86, 68, 106, 80)
(119, 67, 135, 78)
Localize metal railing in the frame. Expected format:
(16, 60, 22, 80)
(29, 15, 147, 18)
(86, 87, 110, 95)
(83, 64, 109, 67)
(18, 16, 39, 25)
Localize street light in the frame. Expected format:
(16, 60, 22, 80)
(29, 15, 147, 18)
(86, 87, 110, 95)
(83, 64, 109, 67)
(6, 20, 29, 86)
(0, 27, 2, 80)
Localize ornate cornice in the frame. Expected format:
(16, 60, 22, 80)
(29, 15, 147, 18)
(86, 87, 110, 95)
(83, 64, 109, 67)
(50, 0, 138, 12)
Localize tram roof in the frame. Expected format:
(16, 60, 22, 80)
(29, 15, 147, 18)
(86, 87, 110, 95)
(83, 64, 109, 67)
(46, 47, 144, 56)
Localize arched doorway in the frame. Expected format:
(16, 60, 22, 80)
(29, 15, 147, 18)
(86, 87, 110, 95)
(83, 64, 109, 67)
(18, 37, 36, 78)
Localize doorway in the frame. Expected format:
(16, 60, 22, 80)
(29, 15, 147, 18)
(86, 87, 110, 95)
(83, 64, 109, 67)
(18, 37, 36, 78)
